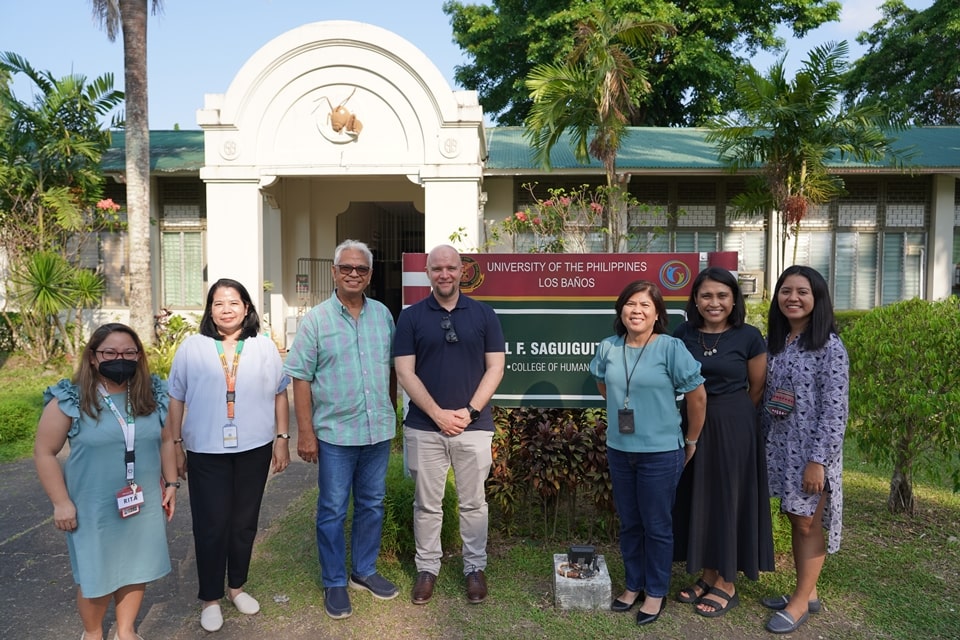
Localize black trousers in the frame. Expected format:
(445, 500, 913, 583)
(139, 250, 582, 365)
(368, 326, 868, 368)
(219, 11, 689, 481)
(186, 443, 272, 601)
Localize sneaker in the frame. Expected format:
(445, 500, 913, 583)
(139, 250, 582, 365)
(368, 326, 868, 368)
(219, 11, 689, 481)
(348, 572, 399, 600)
(324, 586, 353, 619)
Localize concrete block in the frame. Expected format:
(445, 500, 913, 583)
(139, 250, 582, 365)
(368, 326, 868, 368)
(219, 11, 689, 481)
(553, 553, 612, 610)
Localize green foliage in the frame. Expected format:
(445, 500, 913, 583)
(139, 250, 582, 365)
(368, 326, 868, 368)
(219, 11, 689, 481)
(844, 0, 960, 125)
(834, 309, 867, 335)
(745, 298, 770, 336)
(489, 406, 615, 540)
(523, 4, 673, 186)
(0, 399, 38, 443)
(8, 251, 105, 362)
(843, 297, 960, 513)
(0, 52, 123, 362)
(148, 311, 196, 379)
(445, 0, 841, 127)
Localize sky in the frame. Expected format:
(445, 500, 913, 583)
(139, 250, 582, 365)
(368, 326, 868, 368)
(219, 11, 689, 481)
(0, 0, 934, 130)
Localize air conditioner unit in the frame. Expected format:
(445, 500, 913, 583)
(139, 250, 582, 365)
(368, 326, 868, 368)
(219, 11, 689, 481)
(738, 271, 764, 298)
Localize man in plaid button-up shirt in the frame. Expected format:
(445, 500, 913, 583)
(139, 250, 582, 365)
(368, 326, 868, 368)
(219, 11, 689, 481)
(284, 239, 398, 619)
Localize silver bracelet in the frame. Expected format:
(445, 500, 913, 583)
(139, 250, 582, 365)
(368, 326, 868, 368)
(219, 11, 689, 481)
(684, 438, 698, 446)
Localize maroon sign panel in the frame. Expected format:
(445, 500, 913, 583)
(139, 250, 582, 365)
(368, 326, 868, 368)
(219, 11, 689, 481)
(401, 252, 738, 407)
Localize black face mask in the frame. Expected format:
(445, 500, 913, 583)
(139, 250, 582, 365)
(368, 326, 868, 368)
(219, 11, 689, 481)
(99, 359, 138, 385)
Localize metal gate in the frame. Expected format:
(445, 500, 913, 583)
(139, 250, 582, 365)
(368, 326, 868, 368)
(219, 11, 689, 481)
(295, 258, 334, 315)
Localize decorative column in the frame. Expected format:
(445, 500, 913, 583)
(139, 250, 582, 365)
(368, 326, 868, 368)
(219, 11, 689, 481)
(422, 178, 483, 250)
(930, 174, 956, 300)
(203, 178, 264, 310)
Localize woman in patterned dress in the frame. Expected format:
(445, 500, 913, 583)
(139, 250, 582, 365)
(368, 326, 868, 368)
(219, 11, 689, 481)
(761, 266, 849, 634)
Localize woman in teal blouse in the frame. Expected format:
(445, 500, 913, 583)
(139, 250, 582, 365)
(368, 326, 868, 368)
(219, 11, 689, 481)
(589, 280, 706, 627)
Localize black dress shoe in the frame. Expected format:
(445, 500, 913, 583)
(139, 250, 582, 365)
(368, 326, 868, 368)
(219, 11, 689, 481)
(636, 597, 667, 626)
(611, 591, 643, 612)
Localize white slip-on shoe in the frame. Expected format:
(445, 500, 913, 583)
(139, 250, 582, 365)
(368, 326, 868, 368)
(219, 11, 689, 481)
(228, 592, 260, 615)
(200, 604, 223, 632)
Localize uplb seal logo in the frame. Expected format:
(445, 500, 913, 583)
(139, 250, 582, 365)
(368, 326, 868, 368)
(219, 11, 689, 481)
(460, 256, 485, 293)
(658, 260, 691, 291)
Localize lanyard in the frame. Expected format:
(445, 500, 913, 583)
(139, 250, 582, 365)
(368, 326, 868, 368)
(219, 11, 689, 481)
(215, 339, 244, 420)
(98, 385, 136, 483)
(621, 335, 651, 409)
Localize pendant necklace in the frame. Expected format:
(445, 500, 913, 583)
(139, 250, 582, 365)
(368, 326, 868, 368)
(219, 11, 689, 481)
(698, 330, 723, 357)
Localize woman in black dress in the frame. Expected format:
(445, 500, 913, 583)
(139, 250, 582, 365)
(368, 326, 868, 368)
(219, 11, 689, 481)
(672, 267, 774, 617)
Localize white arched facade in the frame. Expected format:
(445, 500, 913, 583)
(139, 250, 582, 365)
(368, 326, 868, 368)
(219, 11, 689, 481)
(197, 21, 485, 339)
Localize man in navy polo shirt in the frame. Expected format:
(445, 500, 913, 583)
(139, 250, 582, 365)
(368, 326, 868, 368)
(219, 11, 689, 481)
(393, 244, 505, 605)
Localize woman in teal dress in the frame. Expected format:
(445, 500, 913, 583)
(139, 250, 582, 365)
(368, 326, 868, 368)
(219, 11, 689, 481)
(34, 323, 179, 640)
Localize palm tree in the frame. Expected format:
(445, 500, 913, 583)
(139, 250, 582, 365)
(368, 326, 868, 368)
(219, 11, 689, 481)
(0, 53, 121, 360)
(705, 41, 914, 270)
(90, 0, 163, 345)
(523, 2, 673, 252)
(524, 2, 673, 188)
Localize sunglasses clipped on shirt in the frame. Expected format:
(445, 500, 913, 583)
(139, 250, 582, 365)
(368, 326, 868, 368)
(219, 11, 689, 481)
(440, 316, 458, 343)
(335, 264, 371, 276)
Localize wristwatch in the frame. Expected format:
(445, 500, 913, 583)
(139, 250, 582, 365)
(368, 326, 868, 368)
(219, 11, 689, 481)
(467, 404, 481, 423)
(164, 481, 181, 489)
(276, 433, 291, 440)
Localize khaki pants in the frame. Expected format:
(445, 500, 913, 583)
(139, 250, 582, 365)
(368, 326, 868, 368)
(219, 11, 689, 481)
(404, 427, 494, 575)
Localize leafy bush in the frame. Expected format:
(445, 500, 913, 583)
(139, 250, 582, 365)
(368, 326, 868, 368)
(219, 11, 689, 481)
(745, 298, 770, 335)
(489, 407, 614, 541)
(844, 297, 960, 513)
(834, 309, 867, 334)
(148, 311, 197, 379)
(0, 399, 40, 443)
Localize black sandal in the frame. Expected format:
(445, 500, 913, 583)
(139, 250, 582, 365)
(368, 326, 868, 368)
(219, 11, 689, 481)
(696, 587, 739, 618)
(676, 578, 711, 604)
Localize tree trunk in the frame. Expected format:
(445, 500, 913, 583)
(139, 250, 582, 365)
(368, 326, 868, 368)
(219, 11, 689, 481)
(888, 433, 915, 514)
(120, 0, 155, 345)
(887, 467, 914, 515)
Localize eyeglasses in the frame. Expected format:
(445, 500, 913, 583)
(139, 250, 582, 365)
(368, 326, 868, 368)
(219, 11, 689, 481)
(335, 264, 371, 276)
(440, 316, 458, 343)
(96, 349, 140, 361)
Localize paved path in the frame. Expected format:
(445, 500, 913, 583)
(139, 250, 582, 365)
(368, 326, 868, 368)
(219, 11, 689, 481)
(0, 407, 317, 640)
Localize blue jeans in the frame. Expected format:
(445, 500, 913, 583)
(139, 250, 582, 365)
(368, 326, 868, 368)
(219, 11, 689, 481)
(607, 446, 684, 598)
(315, 439, 392, 587)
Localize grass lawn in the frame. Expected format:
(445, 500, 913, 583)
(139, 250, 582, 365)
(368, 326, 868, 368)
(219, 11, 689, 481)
(238, 453, 960, 640)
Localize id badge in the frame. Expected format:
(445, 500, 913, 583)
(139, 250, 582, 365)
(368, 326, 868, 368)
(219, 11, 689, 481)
(116, 483, 144, 518)
(223, 423, 239, 448)
(617, 408, 635, 434)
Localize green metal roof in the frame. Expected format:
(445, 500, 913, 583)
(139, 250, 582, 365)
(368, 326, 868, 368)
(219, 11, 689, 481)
(102, 130, 205, 173)
(484, 126, 960, 173)
(103, 126, 960, 175)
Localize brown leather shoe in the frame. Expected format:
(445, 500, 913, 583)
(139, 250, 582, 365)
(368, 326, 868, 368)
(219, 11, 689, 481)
(412, 571, 436, 605)
(466, 569, 487, 604)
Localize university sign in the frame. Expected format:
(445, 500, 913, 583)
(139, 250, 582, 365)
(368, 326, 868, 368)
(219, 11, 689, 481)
(402, 252, 738, 408)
